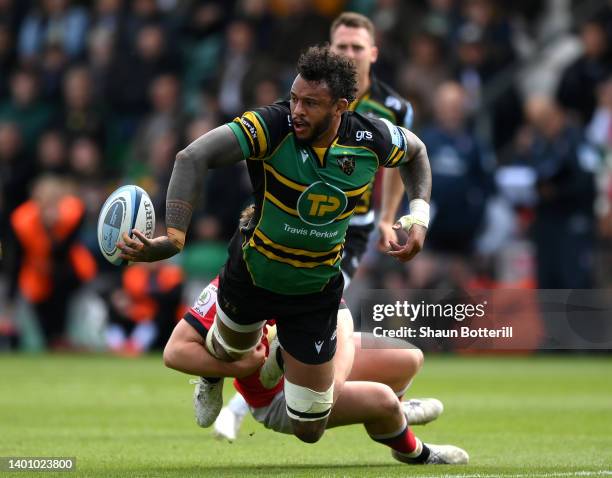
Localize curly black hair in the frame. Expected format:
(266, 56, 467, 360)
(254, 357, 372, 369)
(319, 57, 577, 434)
(297, 45, 357, 103)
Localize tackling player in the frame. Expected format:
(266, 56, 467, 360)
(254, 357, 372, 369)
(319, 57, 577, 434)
(163, 275, 468, 465)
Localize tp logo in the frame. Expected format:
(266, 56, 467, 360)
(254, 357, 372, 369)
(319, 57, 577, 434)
(297, 181, 348, 226)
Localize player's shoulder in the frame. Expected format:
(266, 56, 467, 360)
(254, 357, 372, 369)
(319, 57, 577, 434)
(369, 77, 414, 128)
(231, 101, 292, 159)
(340, 111, 401, 157)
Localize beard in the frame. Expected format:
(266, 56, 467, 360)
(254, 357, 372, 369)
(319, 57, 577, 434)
(296, 112, 333, 145)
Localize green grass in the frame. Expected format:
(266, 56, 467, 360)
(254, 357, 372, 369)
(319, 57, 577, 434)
(0, 354, 611, 477)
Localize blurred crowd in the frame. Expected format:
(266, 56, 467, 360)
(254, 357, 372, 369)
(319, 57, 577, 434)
(0, 0, 611, 352)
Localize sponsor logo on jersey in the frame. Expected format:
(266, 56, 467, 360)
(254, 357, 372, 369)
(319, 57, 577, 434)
(191, 284, 217, 317)
(240, 116, 258, 142)
(356, 130, 372, 141)
(336, 155, 355, 175)
(297, 181, 348, 226)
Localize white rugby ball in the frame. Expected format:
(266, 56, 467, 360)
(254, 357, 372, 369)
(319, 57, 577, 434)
(97, 185, 156, 265)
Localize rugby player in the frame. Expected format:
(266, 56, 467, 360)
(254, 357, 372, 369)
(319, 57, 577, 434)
(118, 45, 431, 444)
(163, 275, 468, 465)
(214, 12, 420, 441)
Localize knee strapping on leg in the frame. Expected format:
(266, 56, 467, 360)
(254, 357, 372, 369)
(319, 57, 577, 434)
(284, 378, 334, 422)
(205, 320, 261, 361)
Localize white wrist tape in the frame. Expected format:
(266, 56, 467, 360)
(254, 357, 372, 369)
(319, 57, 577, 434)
(398, 199, 430, 231)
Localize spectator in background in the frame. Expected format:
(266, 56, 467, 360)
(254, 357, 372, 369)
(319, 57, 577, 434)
(18, 0, 89, 63)
(119, 0, 170, 54)
(367, 0, 413, 84)
(585, 77, 612, 239)
(460, 0, 515, 68)
(106, 261, 184, 356)
(216, 19, 257, 121)
(87, 26, 115, 105)
(108, 22, 180, 123)
(140, 129, 179, 221)
(0, 122, 30, 213)
(90, 0, 123, 38)
(236, 0, 275, 51)
(0, 0, 29, 34)
(420, 0, 461, 41)
(416, 81, 494, 286)
(245, 77, 282, 110)
(57, 65, 107, 145)
(0, 68, 53, 151)
(453, 22, 522, 151)
(8, 175, 97, 349)
(586, 76, 612, 152)
(0, 20, 17, 99)
(268, 0, 329, 69)
(133, 73, 183, 163)
(0, 122, 30, 257)
(39, 43, 69, 102)
(179, 1, 227, 116)
(524, 96, 598, 288)
(36, 128, 68, 174)
(557, 18, 612, 125)
(397, 31, 449, 125)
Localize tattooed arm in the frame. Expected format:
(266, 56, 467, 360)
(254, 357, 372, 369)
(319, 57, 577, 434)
(387, 128, 432, 263)
(118, 125, 244, 262)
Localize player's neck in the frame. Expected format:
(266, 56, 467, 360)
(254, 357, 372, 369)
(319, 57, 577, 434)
(357, 74, 371, 100)
(311, 117, 342, 148)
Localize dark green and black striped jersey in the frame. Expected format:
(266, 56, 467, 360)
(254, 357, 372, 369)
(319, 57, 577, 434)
(349, 76, 414, 225)
(227, 101, 411, 295)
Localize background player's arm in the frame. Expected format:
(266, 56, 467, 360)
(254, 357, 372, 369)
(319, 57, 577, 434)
(388, 129, 432, 262)
(119, 125, 243, 262)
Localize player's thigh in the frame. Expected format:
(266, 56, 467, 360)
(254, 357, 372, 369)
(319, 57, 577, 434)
(214, 279, 267, 350)
(349, 332, 423, 387)
(282, 349, 334, 391)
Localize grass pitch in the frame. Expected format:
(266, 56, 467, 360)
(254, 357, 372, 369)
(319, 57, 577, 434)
(0, 354, 611, 477)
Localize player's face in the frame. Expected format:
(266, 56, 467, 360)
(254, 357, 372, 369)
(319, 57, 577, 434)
(290, 75, 344, 145)
(330, 25, 378, 85)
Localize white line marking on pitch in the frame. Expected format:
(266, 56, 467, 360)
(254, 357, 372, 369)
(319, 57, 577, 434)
(420, 471, 612, 478)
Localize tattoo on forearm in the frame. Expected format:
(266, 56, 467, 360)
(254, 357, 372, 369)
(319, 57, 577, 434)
(400, 134, 432, 202)
(166, 199, 193, 232)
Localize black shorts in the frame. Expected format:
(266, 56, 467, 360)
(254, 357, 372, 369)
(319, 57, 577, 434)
(341, 223, 374, 280)
(217, 231, 344, 365)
